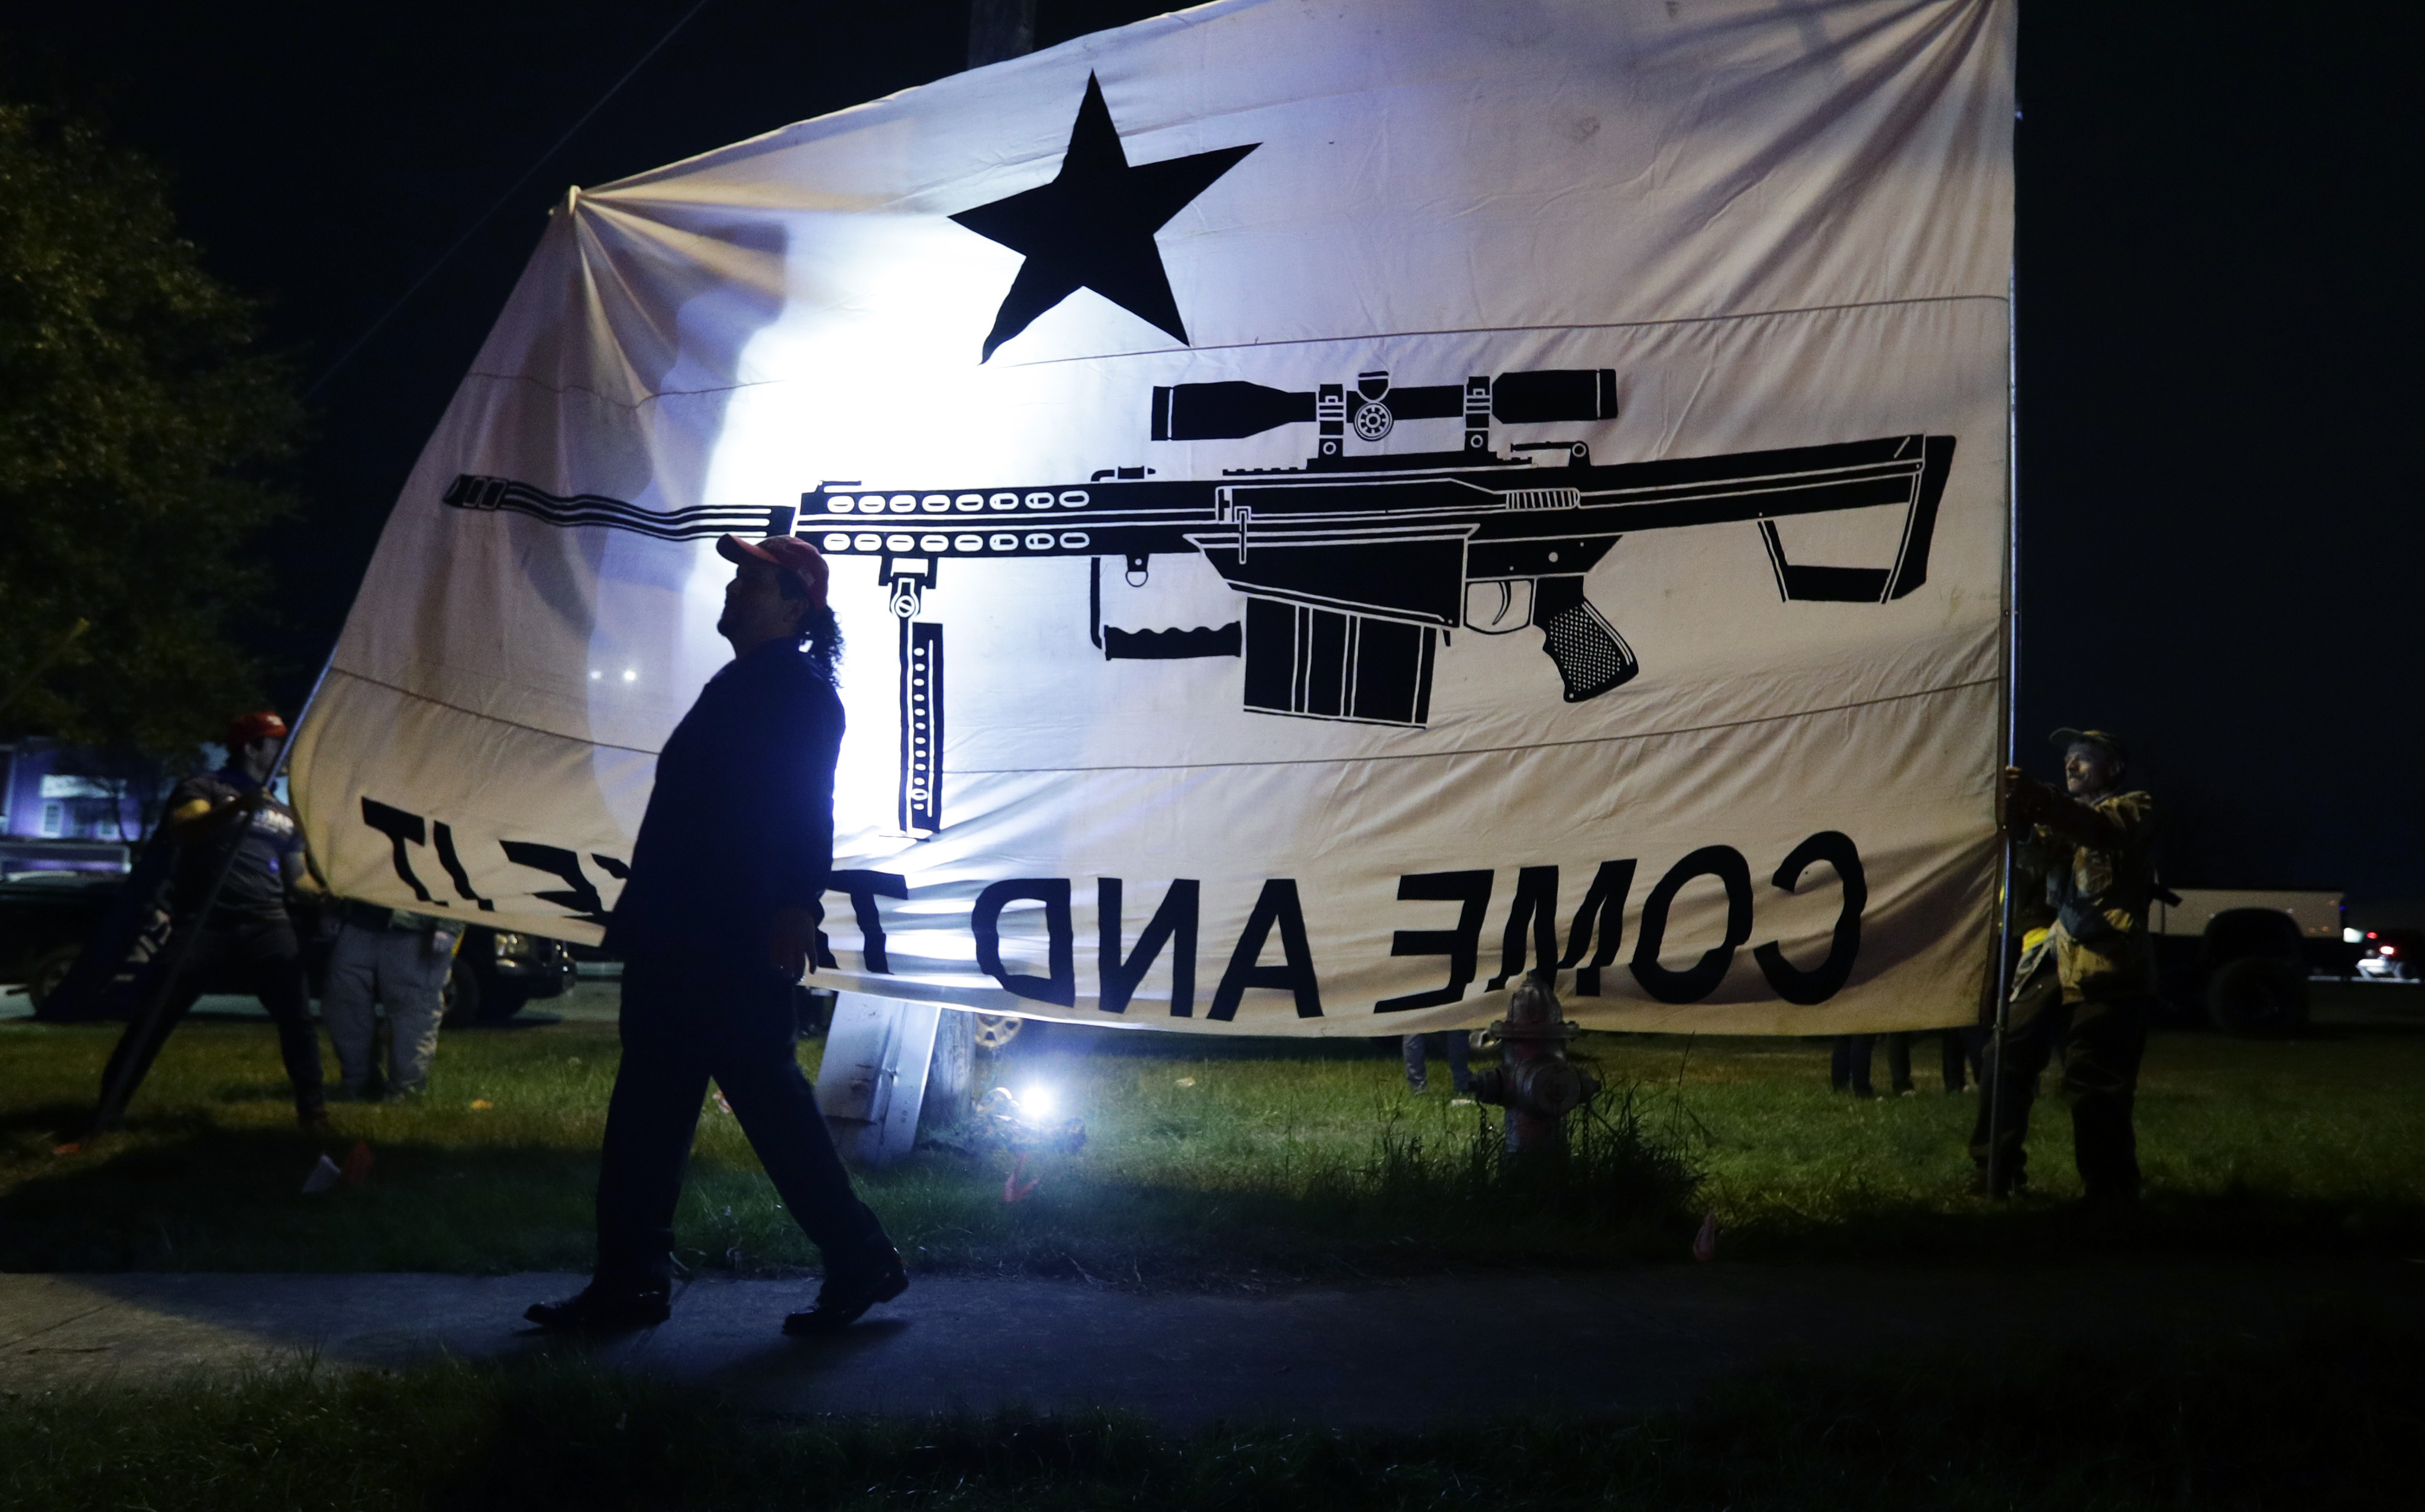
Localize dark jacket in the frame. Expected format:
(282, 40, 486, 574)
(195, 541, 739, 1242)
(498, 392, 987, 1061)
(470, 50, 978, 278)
(169, 766, 305, 922)
(606, 639, 842, 961)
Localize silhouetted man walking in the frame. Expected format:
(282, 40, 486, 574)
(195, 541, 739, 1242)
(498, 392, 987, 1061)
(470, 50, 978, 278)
(529, 535, 905, 1335)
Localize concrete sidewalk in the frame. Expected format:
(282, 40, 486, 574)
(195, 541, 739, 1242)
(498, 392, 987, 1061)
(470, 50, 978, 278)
(4, 1260, 2413, 1426)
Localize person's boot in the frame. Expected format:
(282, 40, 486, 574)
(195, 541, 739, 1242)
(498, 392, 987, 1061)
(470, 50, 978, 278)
(783, 1245, 908, 1336)
(525, 1280, 672, 1332)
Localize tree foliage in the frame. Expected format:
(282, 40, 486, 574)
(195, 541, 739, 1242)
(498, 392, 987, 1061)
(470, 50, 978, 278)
(0, 102, 303, 752)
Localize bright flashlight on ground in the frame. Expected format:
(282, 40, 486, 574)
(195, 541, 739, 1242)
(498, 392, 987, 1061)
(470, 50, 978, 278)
(976, 1084, 1083, 1156)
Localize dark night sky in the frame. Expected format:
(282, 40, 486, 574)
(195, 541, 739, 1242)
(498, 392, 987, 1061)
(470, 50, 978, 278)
(5, 1, 2418, 902)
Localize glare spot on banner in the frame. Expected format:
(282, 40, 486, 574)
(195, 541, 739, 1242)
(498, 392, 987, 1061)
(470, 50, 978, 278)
(699, 221, 1036, 511)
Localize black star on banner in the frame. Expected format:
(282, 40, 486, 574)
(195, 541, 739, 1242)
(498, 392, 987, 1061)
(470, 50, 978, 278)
(952, 73, 1258, 361)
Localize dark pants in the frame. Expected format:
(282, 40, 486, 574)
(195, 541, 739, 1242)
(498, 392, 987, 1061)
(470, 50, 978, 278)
(1403, 1030, 1471, 1091)
(1829, 1035, 1875, 1095)
(1940, 1026, 1984, 1091)
(1887, 1030, 1982, 1092)
(596, 951, 887, 1287)
(1970, 969, 2151, 1202)
(1839, 1031, 1978, 1096)
(97, 915, 322, 1117)
(1884, 1033, 1915, 1093)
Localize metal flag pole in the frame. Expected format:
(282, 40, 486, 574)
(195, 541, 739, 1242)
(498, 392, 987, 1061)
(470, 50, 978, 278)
(1984, 242, 2023, 1197)
(82, 660, 337, 1139)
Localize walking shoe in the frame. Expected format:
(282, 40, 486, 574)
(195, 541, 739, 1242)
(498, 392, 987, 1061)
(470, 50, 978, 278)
(298, 1106, 332, 1136)
(524, 1281, 672, 1332)
(783, 1246, 908, 1336)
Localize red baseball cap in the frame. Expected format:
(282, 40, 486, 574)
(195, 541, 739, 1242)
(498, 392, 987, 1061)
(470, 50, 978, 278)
(227, 711, 288, 749)
(717, 534, 828, 609)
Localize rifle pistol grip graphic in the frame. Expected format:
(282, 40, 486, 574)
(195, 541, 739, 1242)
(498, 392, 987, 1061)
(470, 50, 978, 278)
(1531, 575, 1638, 701)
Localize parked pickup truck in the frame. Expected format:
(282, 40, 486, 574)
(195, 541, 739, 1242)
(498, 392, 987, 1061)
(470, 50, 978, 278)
(0, 870, 125, 1010)
(2149, 888, 2347, 1035)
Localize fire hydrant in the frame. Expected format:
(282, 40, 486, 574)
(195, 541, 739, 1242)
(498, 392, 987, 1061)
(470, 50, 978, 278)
(1468, 975, 1600, 1155)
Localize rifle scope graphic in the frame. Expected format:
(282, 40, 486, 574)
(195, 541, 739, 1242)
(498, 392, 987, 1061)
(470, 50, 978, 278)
(1151, 368, 1619, 457)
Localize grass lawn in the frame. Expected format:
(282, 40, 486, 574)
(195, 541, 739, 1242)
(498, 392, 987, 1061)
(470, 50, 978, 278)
(6, 1319, 2416, 1510)
(4, 987, 2422, 1278)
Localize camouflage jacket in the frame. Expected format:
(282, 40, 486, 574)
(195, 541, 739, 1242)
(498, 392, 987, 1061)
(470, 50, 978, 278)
(2014, 789, 2157, 1003)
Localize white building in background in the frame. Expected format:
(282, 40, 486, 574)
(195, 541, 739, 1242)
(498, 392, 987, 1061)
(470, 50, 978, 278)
(0, 741, 165, 875)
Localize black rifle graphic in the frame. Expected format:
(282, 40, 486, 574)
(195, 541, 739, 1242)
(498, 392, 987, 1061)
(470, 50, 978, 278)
(803, 367, 1952, 832)
(439, 367, 1952, 838)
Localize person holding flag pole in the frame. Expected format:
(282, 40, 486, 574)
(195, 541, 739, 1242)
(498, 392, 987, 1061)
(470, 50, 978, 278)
(1977, 731, 2158, 1204)
(70, 710, 330, 1144)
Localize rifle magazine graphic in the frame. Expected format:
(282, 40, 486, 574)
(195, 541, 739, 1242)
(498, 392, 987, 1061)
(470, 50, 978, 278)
(1242, 599, 1436, 725)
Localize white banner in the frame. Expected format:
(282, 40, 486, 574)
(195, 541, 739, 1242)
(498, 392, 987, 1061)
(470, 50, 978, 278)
(290, 0, 2013, 1036)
